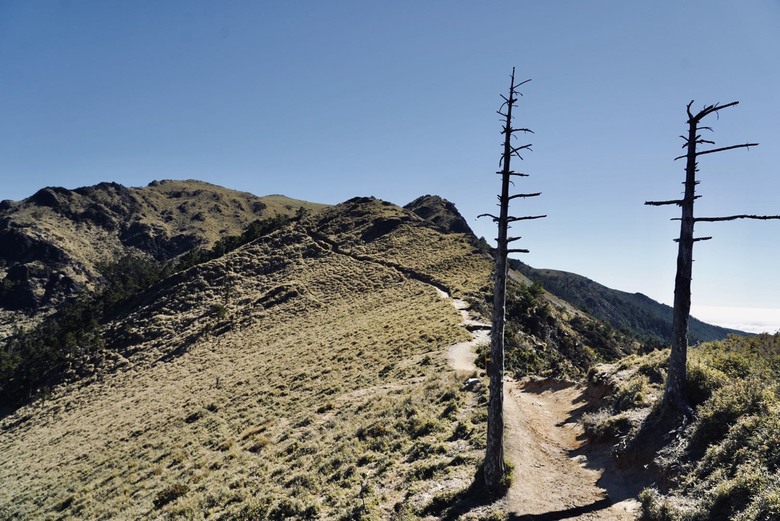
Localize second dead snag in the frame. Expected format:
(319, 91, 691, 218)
(646, 100, 779, 416)
(478, 68, 545, 494)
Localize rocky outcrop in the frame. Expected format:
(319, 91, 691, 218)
(404, 194, 474, 235)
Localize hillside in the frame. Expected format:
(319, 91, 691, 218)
(583, 332, 780, 521)
(511, 262, 744, 345)
(0, 192, 644, 519)
(0, 180, 326, 338)
(0, 196, 488, 519)
(2, 184, 761, 519)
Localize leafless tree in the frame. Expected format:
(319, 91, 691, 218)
(646, 100, 779, 416)
(478, 68, 545, 493)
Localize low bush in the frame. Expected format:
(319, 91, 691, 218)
(685, 363, 728, 407)
(153, 483, 189, 509)
(582, 409, 632, 442)
(612, 374, 651, 411)
(691, 379, 775, 452)
(639, 334, 780, 521)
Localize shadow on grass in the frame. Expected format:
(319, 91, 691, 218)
(422, 465, 507, 520)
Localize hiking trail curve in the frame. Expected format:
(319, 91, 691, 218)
(439, 289, 644, 520)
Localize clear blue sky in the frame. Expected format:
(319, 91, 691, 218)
(1, 1, 778, 332)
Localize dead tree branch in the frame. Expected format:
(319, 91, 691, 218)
(507, 192, 542, 200)
(695, 214, 780, 222)
(507, 215, 547, 222)
(645, 199, 684, 206)
(675, 142, 758, 160)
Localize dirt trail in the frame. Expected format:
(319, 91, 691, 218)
(504, 379, 642, 520)
(439, 289, 643, 520)
(435, 288, 490, 373)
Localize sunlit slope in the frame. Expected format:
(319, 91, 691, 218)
(0, 197, 489, 519)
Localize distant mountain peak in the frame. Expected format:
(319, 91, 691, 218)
(511, 261, 746, 343)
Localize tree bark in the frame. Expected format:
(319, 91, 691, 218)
(483, 70, 516, 492)
(483, 240, 507, 491)
(664, 116, 697, 416)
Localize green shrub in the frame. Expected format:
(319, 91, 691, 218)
(612, 375, 651, 411)
(211, 303, 228, 319)
(450, 421, 472, 441)
(708, 353, 754, 380)
(268, 497, 319, 520)
(735, 479, 780, 521)
(357, 422, 389, 440)
(408, 459, 449, 481)
(705, 465, 768, 521)
(640, 488, 694, 521)
(405, 415, 442, 439)
(686, 363, 728, 407)
(582, 409, 632, 441)
(692, 380, 775, 451)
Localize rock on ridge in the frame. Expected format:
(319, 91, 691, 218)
(404, 194, 474, 236)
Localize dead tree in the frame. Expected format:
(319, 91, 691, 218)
(478, 68, 545, 493)
(646, 100, 779, 416)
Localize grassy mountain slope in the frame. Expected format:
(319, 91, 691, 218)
(512, 262, 744, 345)
(0, 180, 326, 337)
(0, 194, 644, 519)
(0, 197, 492, 519)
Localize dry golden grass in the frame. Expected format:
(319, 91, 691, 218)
(0, 201, 490, 520)
(309, 197, 492, 298)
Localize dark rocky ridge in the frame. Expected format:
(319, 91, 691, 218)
(511, 261, 746, 343)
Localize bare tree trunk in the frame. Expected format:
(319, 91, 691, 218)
(647, 100, 774, 416)
(484, 252, 507, 490)
(483, 130, 511, 492)
(480, 68, 544, 494)
(665, 118, 697, 415)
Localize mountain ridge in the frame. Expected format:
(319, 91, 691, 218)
(0, 181, 745, 351)
(1, 193, 494, 518)
(0, 179, 326, 338)
(510, 261, 745, 344)
(0, 183, 753, 518)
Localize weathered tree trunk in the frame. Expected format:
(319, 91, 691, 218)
(664, 118, 697, 415)
(647, 100, 774, 416)
(483, 125, 512, 492)
(480, 68, 544, 494)
(484, 250, 507, 490)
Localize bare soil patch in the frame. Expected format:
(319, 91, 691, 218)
(505, 378, 646, 520)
